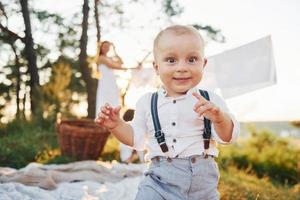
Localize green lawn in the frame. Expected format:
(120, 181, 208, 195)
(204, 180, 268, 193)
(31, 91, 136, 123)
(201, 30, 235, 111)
(219, 167, 299, 200)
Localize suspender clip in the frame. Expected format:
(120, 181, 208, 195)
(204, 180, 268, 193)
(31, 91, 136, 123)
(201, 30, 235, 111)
(160, 142, 169, 153)
(203, 138, 210, 159)
(154, 130, 165, 143)
(203, 138, 210, 150)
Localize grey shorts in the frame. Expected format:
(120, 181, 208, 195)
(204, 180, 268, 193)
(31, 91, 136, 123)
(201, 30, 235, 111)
(135, 155, 220, 200)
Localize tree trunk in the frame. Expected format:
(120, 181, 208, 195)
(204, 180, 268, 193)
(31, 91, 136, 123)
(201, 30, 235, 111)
(20, 0, 40, 116)
(79, 0, 97, 118)
(10, 42, 22, 118)
(94, 0, 101, 42)
(22, 89, 27, 119)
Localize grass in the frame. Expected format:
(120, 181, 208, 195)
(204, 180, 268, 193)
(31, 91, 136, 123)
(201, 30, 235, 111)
(0, 119, 58, 168)
(219, 167, 300, 200)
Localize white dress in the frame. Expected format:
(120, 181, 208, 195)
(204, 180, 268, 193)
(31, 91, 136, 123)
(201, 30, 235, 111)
(95, 64, 120, 114)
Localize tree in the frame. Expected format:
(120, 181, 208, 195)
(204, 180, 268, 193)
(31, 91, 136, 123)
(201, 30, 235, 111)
(78, 0, 98, 119)
(0, 0, 84, 121)
(0, 0, 41, 117)
(19, 0, 40, 115)
(94, 0, 101, 42)
(0, 1, 27, 118)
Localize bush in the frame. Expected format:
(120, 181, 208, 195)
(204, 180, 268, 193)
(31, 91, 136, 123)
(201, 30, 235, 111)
(218, 129, 300, 185)
(0, 119, 58, 168)
(219, 167, 300, 200)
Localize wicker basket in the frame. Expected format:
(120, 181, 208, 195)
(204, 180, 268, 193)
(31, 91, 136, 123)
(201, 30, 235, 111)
(56, 119, 110, 160)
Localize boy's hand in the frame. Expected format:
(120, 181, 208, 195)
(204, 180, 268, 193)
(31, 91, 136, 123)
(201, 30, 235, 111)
(192, 92, 225, 124)
(95, 103, 122, 130)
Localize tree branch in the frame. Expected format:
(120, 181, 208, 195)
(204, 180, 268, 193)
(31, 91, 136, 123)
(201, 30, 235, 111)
(0, 23, 25, 43)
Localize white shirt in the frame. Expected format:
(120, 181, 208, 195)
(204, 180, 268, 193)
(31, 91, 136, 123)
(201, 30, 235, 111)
(131, 87, 240, 161)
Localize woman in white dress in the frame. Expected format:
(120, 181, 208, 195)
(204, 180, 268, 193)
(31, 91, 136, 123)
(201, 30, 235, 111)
(95, 41, 126, 113)
(96, 41, 143, 162)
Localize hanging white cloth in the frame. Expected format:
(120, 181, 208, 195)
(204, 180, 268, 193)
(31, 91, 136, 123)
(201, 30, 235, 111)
(95, 64, 120, 114)
(200, 35, 277, 98)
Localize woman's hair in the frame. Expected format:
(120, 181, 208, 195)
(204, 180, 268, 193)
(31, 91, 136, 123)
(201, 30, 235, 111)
(98, 40, 110, 56)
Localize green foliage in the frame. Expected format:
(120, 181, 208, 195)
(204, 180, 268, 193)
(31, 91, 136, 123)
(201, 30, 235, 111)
(36, 147, 77, 165)
(0, 118, 118, 168)
(218, 129, 300, 185)
(50, 56, 85, 94)
(0, 82, 11, 119)
(40, 61, 73, 119)
(162, 0, 184, 17)
(192, 24, 226, 43)
(45, 155, 77, 165)
(219, 167, 299, 200)
(0, 119, 57, 169)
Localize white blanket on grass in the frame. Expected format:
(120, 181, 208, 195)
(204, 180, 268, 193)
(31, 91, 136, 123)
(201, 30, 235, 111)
(0, 161, 146, 200)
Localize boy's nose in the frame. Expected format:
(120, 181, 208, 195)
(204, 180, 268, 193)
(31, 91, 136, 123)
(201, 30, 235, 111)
(176, 61, 188, 71)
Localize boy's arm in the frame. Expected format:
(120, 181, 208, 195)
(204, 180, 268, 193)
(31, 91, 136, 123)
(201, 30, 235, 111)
(211, 111, 233, 142)
(192, 92, 235, 142)
(95, 104, 134, 146)
(109, 121, 134, 147)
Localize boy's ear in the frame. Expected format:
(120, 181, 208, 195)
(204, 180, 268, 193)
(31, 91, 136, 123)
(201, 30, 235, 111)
(152, 61, 159, 74)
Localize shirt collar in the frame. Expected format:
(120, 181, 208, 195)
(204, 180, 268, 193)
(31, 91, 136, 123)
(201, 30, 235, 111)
(157, 86, 199, 98)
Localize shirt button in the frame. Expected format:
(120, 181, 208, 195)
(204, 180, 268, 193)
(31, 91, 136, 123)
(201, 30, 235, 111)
(172, 122, 176, 126)
(173, 138, 176, 143)
(173, 100, 176, 104)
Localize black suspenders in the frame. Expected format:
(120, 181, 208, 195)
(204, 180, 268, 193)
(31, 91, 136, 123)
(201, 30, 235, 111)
(150, 92, 169, 153)
(150, 90, 212, 158)
(199, 90, 212, 158)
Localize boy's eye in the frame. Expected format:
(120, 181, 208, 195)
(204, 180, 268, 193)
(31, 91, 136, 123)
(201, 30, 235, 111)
(165, 57, 176, 64)
(188, 57, 198, 63)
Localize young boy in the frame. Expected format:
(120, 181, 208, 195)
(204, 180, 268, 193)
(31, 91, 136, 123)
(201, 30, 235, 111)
(95, 25, 240, 200)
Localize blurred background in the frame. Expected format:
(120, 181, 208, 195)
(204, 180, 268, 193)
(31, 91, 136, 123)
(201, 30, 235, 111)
(0, 0, 299, 199)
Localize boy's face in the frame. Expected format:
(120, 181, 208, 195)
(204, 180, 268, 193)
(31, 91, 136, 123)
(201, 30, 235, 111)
(153, 32, 207, 97)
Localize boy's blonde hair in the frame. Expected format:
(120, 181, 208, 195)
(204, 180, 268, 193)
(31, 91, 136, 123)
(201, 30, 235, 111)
(153, 25, 205, 57)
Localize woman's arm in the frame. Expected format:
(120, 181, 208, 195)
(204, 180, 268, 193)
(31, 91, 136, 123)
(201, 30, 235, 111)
(98, 55, 126, 70)
(99, 56, 142, 70)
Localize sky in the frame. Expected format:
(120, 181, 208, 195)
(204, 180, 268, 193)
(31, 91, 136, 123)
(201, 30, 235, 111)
(6, 0, 300, 122)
